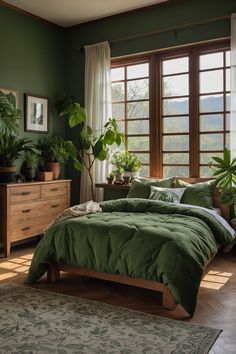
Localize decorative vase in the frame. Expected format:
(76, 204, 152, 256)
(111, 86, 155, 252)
(0, 166, 16, 183)
(25, 167, 37, 182)
(45, 162, 61, 180)
(107, 177, 114, 184)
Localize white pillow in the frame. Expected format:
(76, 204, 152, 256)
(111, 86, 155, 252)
(149, 186, 186, 203)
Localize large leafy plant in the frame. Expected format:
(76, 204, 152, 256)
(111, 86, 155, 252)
(0, 91, 22, 134)
(209, 147, 236, 206)
(0, 134, 35, 167)
(59, 101, 124, 200)
(37, 135, 77, 164)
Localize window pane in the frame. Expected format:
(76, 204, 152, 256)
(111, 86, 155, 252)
(226, 132, 230, 149)
(136, 153, 149, 164)
(200, 70, 223, 93)
(163, 57, 189, 75)
(112, 82, 124, 101)
(163, 152, 189, 164)
(127, 63, 149, 79)
(128, 120, 149, 134)
(226, 93, 230, 112)
(163, 116, 189, 133)
(163, 74, 189, 97)
(200, 114, 223, 132)
(163, 98, 189, 115)
(127, 101, 149, 119)
(111, 67, 124, 81)
(112, 103, 125, 119)
(200, 52, 223, 70)
(200, 166, 213, 177)
(200, 94, 223, 113)
(163, 166, 189, 177)
(139, 165, 149, 177)
(127, 79, 149, 100)
(226, 68, 230, 91)
(163, 135, 189, 151)
(200, 134, 223, 151)
(226, 113, 230, 131)
(127, 136, 149, 151)
(200, 152, 222, 164)
(226, 51, 230, 66)
(116, 120, 125, 133)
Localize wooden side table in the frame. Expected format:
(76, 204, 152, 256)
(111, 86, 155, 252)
(95, 183, 130, 201)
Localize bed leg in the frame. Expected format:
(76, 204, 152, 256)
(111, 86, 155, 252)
(162, 286, 176, 310)
(47, 264, 60, 283)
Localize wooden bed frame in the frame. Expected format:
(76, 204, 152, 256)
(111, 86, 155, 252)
(47, 178, 231, 312)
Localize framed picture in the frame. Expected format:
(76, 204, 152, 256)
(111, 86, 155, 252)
(24, 94, 48, 133)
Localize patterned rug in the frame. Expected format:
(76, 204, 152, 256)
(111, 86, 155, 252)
(0, 284, 220, 354)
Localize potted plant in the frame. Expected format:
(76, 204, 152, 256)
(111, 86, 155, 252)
(59, 97, 124, 199)
(37, 135, 77, 179)
(22, 148, 41, 181)
(0, 134, 34, 183)
(107, 171, 115, 184)
(112, 151, 141, 180)
(0, 90, 24, 183)
(209, 147, 236, 212)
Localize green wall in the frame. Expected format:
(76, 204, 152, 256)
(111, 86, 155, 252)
(0, 5, 67, 172)
(65, 0, 236, 203)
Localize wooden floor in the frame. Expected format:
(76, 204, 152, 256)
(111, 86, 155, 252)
(0, 241, 236, 353)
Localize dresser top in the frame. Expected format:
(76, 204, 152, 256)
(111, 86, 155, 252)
(0, 179, 71, 187)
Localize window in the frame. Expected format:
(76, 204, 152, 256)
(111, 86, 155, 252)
(111, 41, 230, 178)
(111, 61, 150, 176)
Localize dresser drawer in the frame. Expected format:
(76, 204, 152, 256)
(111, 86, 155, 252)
(41, 183, 68, 198)
(10, 214, 58, 242)
(10, 197, 68, 222)
(10, 185, 41, 204)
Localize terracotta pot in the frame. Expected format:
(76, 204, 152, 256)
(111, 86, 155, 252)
(0, 166, 17, 183)
(45, 162, 61, 180)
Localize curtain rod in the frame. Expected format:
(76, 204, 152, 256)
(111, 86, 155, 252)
(79, 14, 230, 53)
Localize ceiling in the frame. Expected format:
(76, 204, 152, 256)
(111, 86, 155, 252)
(3, 0, 169, 27)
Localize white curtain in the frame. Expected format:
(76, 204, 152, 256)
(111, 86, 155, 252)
(231, 14, 236, 158)
(80, 41, 112, 203)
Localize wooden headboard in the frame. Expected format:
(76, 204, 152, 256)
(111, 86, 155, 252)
(175, 177, 231, 223)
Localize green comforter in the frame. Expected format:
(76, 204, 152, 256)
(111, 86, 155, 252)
(26, 199, 233, 316)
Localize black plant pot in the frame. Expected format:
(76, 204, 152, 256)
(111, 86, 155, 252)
(0, 166, 16, 183)
(25, 167, 37, 181)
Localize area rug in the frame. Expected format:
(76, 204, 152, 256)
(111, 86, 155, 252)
(0, 284, 220, 354)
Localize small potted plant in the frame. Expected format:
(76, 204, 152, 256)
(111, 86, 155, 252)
(112, 151, 141, 181)
(22, 148, 41, 181)
(0, 134, 34, 183)
(107, 171, 115, 184)
(37, 135, 77, 179)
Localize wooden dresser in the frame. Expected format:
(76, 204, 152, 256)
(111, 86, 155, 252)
(0, 179, 71, 257)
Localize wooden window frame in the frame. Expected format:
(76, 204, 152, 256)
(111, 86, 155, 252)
(111, 39, 230, 178)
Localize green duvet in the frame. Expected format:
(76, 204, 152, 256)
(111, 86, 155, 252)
(26, 198, 233, 316)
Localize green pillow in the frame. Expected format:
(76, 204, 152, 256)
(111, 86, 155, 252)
(127, 177, 175, 199)
(149, 186, 186, 203)
(176, 179, 215, 209)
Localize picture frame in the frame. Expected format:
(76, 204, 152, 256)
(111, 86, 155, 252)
(24, 94, 48, 133)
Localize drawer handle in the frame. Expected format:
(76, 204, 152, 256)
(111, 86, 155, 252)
(51, 204, 59, 208)
(22, 209, 31, 213)
(22, 226, 30, 231)
(21, 191, 31, 196)
(51, 188, 58, 192)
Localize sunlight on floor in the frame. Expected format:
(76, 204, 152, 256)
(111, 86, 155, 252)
(0, 253, 33, 281)
(200, 270, 233, 290)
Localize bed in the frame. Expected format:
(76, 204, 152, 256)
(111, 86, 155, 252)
(26, 178, 235, 317)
